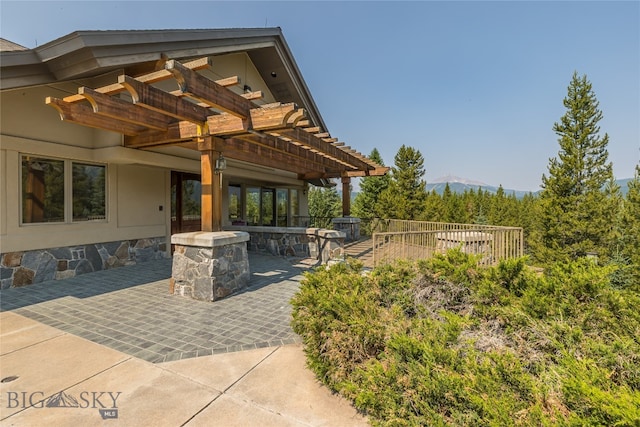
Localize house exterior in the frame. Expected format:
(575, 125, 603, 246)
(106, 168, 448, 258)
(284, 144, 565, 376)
(0, 28, 386, 290)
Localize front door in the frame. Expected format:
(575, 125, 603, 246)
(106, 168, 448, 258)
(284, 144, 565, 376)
(171, 171, 202, 235)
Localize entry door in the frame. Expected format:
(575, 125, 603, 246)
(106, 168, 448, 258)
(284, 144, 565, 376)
(171, 171, 202, 235)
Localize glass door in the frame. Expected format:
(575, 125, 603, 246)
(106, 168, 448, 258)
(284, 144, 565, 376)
(171, 171, 202, 235)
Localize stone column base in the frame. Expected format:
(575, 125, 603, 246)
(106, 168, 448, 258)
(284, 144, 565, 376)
(332, 217, 361, 242)
(171, 231, 250, 302)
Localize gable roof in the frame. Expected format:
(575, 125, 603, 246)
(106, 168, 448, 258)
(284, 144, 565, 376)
(0, 28, 326, 130)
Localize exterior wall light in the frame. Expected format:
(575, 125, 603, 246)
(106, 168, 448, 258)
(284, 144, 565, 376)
(215, 153, 227, 174)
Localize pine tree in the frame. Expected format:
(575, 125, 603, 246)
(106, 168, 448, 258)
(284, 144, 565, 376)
(619, 165, 640, 284)
(377, 145, 427, 220)
(532, 72, 620, 264)
(308, 185, 341, 228)
(423, 190, 444, 222)
(352, 148, 390, 219)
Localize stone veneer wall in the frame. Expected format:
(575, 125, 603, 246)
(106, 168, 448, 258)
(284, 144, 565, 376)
(332, 217, 361, 242)
(171, 232, 250, 302)
(223, 226, 345, 264)
(0, 237, 167, 289)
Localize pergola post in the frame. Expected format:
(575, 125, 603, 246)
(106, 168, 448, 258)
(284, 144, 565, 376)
(341, 176, 351, 217)
(199, 136, 224, 232)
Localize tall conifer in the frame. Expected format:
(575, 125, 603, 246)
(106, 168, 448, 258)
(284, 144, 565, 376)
(532, 72, 620, 263)
(619, 165, 640, 283)
(377, 145, 427, 220)
(352, 148, 390, 219)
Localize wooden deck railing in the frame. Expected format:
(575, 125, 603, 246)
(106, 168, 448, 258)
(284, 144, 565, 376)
(372, 220, 523, 267)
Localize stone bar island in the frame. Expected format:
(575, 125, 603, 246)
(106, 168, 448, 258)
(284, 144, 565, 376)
(171, 231, 250, 302)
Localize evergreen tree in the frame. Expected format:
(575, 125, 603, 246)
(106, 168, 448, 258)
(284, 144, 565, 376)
(442, 183, 466, 223)
(352, 148, 390, 219)
(308, 185, 341, 228)
(619, 164, 640, 284)
(532, 72, 620, 264)
(474, 188, 491, 225)
(423, 190, 444, 222)
(378, 145, 427, 220)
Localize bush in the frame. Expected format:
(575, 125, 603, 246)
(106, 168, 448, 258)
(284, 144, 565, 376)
(291, 250, 640, 426)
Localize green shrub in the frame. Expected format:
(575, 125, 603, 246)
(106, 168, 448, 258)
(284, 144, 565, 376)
(290, 252, 640, 426)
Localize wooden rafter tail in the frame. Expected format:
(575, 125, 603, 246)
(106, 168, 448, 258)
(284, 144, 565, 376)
(206, 103, 299, 136)
(63, 57, 212, 103)
(242, 91, 263, 101)
(118, 75, 210, 125)
(78, 87, 171, 131)
(139, 57, 213, 84)
(165, 59, 252, 118)
(286, 109, 306, 127)
(224, 137, 331, 175)
(323, 137, 338, 143)
(214, 76, 240, 87)
(280, 127, 372, 171)
(314, 132, 330, 138)
(343, 167, 390, 178)
(125, 121, 199, 147)
(303, 126, 321, 134)
(46, 97, 146, 136)
(236, 132, 346, 173)
(249, 103, 298, 131)
(332, 142, 345, 146)
(297, 120, 310, 127)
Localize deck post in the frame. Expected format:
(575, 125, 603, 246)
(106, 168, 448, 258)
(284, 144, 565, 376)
(199, 137, 224, 232)
(341, 176, 351, 217)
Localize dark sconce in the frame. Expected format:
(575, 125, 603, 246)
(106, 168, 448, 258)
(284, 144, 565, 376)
(243, 84, 252, 93)
(270, 71, 277, 78)
(215, 153, 227, 174)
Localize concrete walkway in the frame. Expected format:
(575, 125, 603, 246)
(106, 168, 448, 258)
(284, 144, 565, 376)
(0, 254, 369, 426)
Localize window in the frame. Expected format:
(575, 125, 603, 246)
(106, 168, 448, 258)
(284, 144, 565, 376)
(21, 155, 106, 224)
(22, 157, 64, 223)
(290, 189, 300, 225)
(277, 189, 288, 226)
(246, 187, 260, 225)
(236, 184, 300, 227)
(72, 163, 106, 221)
(228, 185, 241, 221)
(181, 177, 201, 222)
(261, 188, 275, 226)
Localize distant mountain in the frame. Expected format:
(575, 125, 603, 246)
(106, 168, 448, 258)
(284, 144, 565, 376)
(424, 176, 634, 199)
(618, 178, 632, 196)
(426, 176, 536, 199)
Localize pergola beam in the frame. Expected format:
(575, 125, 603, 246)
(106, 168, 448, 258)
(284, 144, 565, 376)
(48, 57, 388, 190)
(63, 57, 213, 103)
(46, 97, 147, 136)
(206, 137, 334, 176)
(78, 87, 173, 131)
(165, 59, 253, 118)
(119, 75, 211, 125)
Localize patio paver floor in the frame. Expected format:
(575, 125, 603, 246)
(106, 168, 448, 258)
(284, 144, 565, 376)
(0, 253, 312, 363)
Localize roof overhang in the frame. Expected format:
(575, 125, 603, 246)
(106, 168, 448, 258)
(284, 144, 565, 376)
(2, 29, 389, 182)
(1, 28, 327, 131)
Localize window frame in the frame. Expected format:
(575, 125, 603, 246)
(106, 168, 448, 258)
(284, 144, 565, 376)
(19, 154, 108, 226)
(231, 183, 301, 227)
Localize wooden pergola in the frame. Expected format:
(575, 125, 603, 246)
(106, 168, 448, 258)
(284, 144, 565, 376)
(46, 57, 388, 232)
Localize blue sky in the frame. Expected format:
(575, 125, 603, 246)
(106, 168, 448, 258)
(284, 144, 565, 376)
(2, 1, 638, 191)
